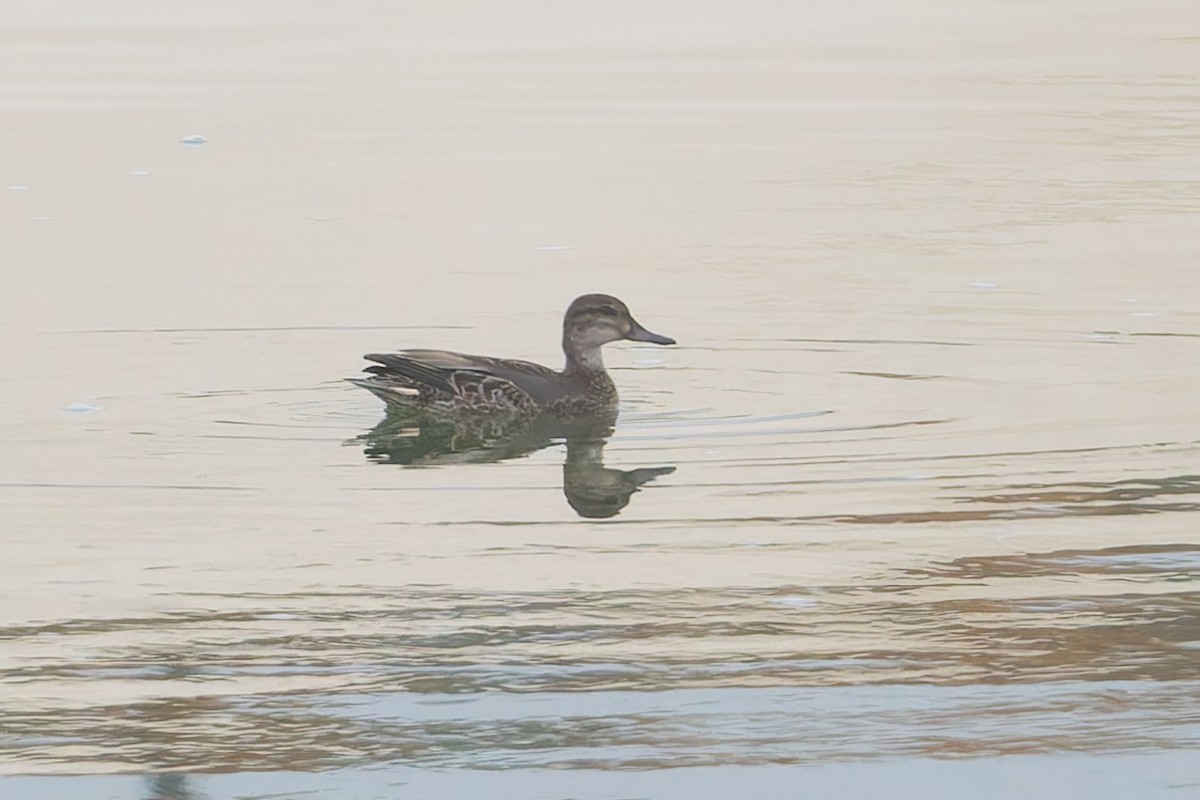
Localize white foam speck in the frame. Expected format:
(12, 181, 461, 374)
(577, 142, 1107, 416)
(772, 596, 819, 609)
(180, 134, 208, 145)
(66, 402, 101, 413)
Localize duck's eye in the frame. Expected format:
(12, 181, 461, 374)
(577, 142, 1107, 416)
(597, 305, 618, 316)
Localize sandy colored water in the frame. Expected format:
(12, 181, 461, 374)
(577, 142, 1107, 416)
(2, 1, 1198, 797)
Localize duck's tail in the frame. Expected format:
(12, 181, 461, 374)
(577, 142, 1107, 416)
(346, 376, 422, 409)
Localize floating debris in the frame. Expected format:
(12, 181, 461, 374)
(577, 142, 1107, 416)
(6, 185, 29, 191)
(65, 402, 101, 413)
(128, 170, 153, 177)
(180, 134, 208, 145)
(968, 281, 999, 289)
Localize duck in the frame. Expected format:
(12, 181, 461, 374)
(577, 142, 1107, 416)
(348, 293, 675, 417)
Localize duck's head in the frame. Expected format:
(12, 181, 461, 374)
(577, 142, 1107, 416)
(562, 294, 675, 362)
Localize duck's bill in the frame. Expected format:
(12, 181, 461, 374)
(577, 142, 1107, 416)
(626, 322, 676, 346)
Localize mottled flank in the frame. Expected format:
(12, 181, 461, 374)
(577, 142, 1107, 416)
(348, 293, 674, 418)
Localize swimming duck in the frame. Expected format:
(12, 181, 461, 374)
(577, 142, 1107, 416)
(348, 294, 675, 417)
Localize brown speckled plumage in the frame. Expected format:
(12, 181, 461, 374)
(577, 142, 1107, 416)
(348, 294, 674, 418)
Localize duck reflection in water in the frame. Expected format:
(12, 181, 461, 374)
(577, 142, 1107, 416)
(348, 294, 677, 518)
(357, 412, 674, 518)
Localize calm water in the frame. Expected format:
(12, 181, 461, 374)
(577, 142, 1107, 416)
(2, 1, 1199, 798)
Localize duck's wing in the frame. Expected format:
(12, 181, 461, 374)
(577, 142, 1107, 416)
(357, 349, 566, 412)
(395, 349, 568, 397)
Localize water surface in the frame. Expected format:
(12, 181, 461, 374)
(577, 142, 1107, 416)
(2, 1, 1198, 797)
